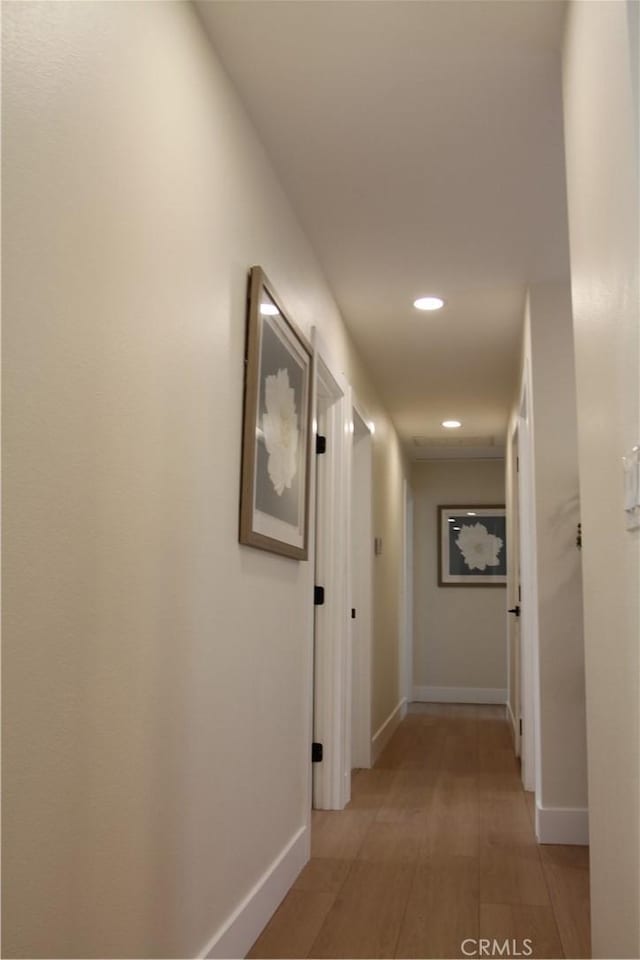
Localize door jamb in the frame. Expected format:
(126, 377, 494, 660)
(402, 480, 414, 706)
(348, 395, 374, 771)
(508, 421, 522, 758)
(311, 328, 350, 810)
(517, 371, 541, 799)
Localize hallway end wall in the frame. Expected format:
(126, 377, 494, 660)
(563, 1, 640, 954)
(2, 4, 408, 958)
(411, 459, 507, 702)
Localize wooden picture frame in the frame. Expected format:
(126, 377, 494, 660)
(438, 505, 507, 586)
(239, 267, 313, 560)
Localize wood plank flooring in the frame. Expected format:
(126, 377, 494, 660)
(248, 704, 591, 959)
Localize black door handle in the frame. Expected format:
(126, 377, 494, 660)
(508, 605, 521, 617)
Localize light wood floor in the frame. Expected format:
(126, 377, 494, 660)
(248, 704, 591, 959)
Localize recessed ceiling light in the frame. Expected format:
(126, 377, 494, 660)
(448, 518, 455, 523)
(453, 526, 461, 531)
(414, 296, 444, 311)
(467, 511, 477, 516)
(442, 420, 462, 429)
(260, 302, 279, 316)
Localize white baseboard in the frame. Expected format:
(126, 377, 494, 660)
(535, 803, 589, 845)
(371, 698, 407, 764)
(199, 825, 308, 959)
(412, 685, 507, 705)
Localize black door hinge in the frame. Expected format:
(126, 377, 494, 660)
(519, 718, 523, 736)
(516, 456, 520, 473)
(312, 742, 323, 762)
(351, 608, 356, 619)
(316, 435, 326, 455)
(314, 585, 325, 606)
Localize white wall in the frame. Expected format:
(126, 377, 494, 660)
(511, 282, 588, 827)
(2, 3, 408, 957)
(412, 459, 507, 700)
(563, 1, 640, 954)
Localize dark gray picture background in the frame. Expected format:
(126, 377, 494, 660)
(255, 316, 306, 526)
(447, 515, 507, 577)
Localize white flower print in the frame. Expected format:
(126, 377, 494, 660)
(262, 368, 299, 496)
(455, 522, 503, 571)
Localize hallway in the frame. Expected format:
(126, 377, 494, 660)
(4, 3, 638, 957)
(249, 705, 590, 960)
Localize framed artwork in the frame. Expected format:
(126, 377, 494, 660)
(239, 266, 313, 560)
(438, 505, 506, 586)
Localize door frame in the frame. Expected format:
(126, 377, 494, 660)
(508, 423, 522, 757)
(311, 328, 351, 810)
(349, 396, 374, 771)
(517, 370, 541, 798)
(401, 480, 414, 705)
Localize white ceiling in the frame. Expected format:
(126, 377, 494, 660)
(197, 0, 569, 458)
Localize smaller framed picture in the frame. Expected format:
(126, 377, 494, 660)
(239, 266, 313, 560)
(438, 505, 506, 587)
